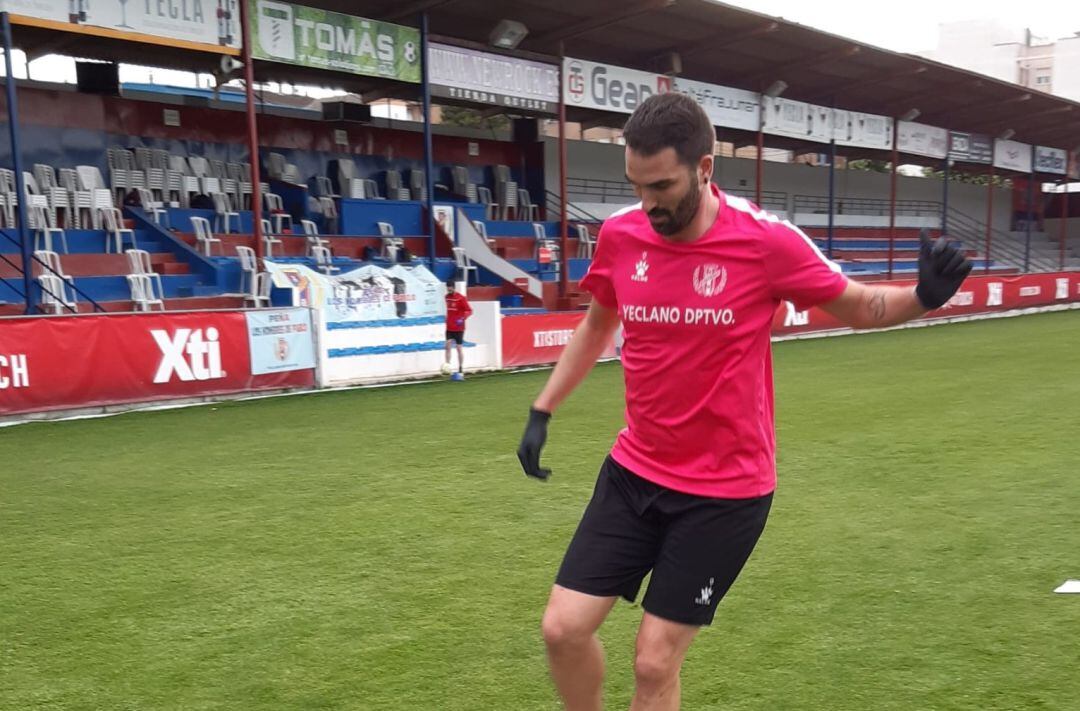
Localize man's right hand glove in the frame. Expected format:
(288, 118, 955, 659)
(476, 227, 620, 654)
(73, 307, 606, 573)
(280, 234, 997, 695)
(517, 407, 552, 481)
(915, 229, 973, 310)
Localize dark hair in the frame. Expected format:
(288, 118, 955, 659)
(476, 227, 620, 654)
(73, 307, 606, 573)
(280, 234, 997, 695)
(622, 92, 715, 167)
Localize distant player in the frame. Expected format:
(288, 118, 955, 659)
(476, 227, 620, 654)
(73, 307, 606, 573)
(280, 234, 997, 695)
(517, 92, 971, 711)
(445, 280, 473, 379)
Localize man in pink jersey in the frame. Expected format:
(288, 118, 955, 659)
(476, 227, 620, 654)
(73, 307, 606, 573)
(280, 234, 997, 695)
(517, 92, 970, 711)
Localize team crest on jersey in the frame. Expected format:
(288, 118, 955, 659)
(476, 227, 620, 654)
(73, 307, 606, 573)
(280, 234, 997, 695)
(692, 264, 727, 297)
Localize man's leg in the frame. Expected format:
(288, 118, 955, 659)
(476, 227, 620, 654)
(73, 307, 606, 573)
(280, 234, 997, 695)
(541, 584, 618, 711)
(456, 343, 465, 373)
(629, 613, 699, 711)
(444, 339, 452, 366)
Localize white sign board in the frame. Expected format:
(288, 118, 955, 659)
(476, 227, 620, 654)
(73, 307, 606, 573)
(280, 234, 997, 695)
(762, 96, 833, 144)
(429, 43, 558, 115)
(833, 110, 892, 150)
(994, 139, 1033, 173)
(0, 0, 241, 49)
(1034, 146, 1067, 175)
(671, 77, 760, 132)
(898, 121, 949, 159)
(563, 57, 671, 115)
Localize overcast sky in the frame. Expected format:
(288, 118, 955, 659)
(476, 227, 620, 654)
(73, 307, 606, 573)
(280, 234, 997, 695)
(720, 0, 1080, 54)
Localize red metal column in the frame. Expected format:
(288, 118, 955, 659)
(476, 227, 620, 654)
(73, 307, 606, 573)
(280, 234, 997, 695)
(985, 166, 994, 275)
(558, 43, 569, 299)
(240, 0, 264, 260)
(755, 128, 763, 205)
(1061, 181, 1068, 271)
(887, 117, 897, 280)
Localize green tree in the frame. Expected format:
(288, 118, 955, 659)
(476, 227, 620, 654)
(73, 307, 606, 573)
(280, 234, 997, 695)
(922, 167, 1011, 188)
(847, 159, 891, 173)
(440, 106, 510, 132)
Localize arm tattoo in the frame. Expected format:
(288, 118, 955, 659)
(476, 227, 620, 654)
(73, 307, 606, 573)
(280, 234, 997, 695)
(868, 290, 887, 322)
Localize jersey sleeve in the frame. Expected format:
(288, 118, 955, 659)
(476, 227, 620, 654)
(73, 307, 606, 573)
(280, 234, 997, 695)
(763, 221, 849, 311)
(578, 222, 618, 309)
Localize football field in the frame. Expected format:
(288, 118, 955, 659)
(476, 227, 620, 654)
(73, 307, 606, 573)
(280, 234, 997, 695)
(2, 311, 1078, 710)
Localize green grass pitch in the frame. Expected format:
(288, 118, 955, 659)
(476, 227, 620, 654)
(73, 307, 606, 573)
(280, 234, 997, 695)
(2, 311, 1078, 710)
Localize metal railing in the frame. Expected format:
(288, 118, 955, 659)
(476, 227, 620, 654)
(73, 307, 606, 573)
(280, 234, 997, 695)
(563, 177, 789, 214)
(546, 190, 605, 225)
(793, 195, 940, 217)
(565, 177, 636, 204)
(723, 188, 788, 213)
(945, 207, 1058, 273)
(0, 229, 104, 313)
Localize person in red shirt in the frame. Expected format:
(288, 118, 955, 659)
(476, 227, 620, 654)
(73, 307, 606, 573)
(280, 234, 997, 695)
(445, 280, 473, 378)
(517, 93, 970, 711)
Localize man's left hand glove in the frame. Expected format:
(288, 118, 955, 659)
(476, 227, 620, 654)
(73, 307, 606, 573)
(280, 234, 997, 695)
(915, 230, 973, 310)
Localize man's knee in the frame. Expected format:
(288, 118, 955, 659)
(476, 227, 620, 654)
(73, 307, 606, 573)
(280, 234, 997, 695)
(633, 626, 690, 689)
(542, 609, 584, 649)
(541, 604, 601, 650)
(633, 647, 680, 689)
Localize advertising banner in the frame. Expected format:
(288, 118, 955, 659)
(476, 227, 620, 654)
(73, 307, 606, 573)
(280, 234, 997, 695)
(563, 57, 670, 115)
(2, 0, 241, 50)
(249, 0, 420, 82)
(993, 139, 1033, 173)
(948, 131, 993, 164)
(502, 312, 618, 367)
(562, 57, 763, 132)
(762, 97, 833, 144)
(1034, 146, 1067, 175)
(831, 109, 892, 150)
(671, 77, 760, 132)
(897, 121, 949, 159)
(263, 260, 443, 324)
(429, 42, 558, 114)
(772, 272, 1080, 337)
(0, 310, 315, 415)
(245, 307, 316, 375)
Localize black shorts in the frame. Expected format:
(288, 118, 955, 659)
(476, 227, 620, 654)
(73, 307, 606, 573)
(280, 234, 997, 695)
(555, 456, 772, 626)
(445, 330, 464, 345)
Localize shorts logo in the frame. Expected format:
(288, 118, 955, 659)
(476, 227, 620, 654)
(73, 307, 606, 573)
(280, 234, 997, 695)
(693, 264, 727, 297)
(694, 577, 715, 606)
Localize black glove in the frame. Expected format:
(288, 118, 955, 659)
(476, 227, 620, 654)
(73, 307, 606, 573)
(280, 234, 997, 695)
(517, 407, 552, 481)
(915, 230, 973, 310)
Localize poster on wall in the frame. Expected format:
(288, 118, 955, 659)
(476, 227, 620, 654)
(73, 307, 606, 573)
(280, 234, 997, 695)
(433, 204, 456, 244)
(0, 0, 241, 50)
(429, 43, 558, 114)
(248, 0, 421, 82)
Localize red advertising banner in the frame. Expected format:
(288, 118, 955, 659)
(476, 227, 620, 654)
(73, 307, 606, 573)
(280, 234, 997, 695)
(502, 311, 618, 368)
(0, 310, 315, 415)
(773, 272, 1080, 336)
(503, 273, 1080, 366)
